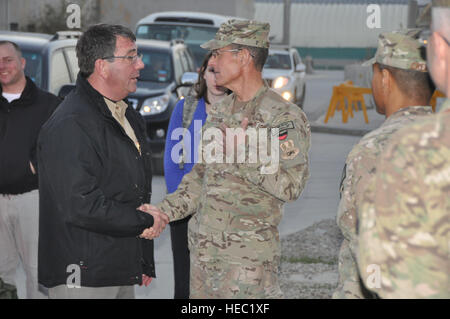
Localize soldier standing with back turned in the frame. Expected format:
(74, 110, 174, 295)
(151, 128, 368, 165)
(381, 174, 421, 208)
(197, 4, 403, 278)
(357, 0, 450, 298)
(333, 30, 435, 298)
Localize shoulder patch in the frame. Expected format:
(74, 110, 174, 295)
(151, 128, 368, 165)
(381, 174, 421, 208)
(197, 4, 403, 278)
(272, 120, 295, 140)
(280, 139, 300, 160)
(278, 121, 295, 131)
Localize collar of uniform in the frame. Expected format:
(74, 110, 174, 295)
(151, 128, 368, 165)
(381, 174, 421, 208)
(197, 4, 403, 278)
(104, 97, 128, 119)
(231, 82, 269, 115)
(385, 105, 433, 123)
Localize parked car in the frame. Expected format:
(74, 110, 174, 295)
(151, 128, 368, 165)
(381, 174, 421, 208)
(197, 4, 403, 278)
(136, 11, 241, 68)
(263, 46, 306, 108)
(0, 31, 80, 96)
(130, 39, 197, 174)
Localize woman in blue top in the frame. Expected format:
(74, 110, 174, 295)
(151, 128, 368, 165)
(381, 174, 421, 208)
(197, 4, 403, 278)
(164, 52, 229, 299)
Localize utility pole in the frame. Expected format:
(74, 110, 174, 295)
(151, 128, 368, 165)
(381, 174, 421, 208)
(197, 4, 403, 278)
(282, 0, 291, 45)
(407, 0, 419, 28)
(0, 0, 9, 30)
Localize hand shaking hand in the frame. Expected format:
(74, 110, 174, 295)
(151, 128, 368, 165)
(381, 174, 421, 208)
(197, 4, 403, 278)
(137, 204, 169, 240)
(141, 274, 152, 287)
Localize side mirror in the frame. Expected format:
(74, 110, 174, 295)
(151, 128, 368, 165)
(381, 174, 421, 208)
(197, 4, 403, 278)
(58, 84, 76, 99)
(295, 64, 306, 73)
(180, 72, 198, 85)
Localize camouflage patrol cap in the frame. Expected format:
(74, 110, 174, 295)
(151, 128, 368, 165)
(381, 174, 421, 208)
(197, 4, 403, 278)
(363, 30, 428, 72)
(201, 19, 270, 50)
(432, 0, 450, 7)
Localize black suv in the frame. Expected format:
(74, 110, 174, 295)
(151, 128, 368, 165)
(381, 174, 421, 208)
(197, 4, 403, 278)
(0, 31, 79, 96)
(130, 39, 197, 174)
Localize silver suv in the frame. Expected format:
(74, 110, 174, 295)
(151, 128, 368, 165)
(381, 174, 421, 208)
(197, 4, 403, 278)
(136, 11, 240, 68)
(263, 46, 306, 108)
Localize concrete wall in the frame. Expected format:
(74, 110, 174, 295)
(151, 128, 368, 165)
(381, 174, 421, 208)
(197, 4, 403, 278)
(254, 0, 413, 68)
(1, 0, 42, 31)
(255, 2, 409, 47)
(98, 0, 254, 30)
(1, 0, 99, 32)
(1, 0, 254, 32)
(0, 0, 8, 30)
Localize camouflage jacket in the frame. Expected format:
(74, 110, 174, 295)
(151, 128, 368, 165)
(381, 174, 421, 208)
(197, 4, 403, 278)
(338, 106, 433, 245)
(334, 106, 433, 299)
(157, 84, 311, 265)
(357, 99, 450, 298)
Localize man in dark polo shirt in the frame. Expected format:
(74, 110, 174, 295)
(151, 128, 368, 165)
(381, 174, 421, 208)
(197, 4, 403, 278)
(0, 40, 60, 298)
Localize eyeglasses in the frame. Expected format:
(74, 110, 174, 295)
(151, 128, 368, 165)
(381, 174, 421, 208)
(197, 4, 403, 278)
(211, 49, 241, 58)
(102, 53, 143, 64)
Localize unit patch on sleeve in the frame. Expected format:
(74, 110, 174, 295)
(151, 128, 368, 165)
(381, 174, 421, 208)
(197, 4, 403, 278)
(272, 121, 295, 140)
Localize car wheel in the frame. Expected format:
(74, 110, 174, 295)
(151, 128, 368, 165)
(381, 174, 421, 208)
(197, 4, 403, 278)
(298, 84, 306, 109)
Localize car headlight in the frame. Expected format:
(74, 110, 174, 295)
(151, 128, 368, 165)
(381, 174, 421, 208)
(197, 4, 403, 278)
(281, 91, 293, 101)
(273, 76, 289, 89)
(140, 94, 170, 116)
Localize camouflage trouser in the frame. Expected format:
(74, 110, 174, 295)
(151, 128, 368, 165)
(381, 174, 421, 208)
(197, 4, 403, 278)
(0, 278, 18, 299)
(332, 239, 366, 299)
(190, 256, 284, 299)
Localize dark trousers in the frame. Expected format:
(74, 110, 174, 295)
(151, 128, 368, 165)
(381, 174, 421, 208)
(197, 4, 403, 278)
(169, 215, 191, 299)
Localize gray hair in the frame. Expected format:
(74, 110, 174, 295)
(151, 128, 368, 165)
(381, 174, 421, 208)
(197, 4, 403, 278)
(230, 44, 268, 72)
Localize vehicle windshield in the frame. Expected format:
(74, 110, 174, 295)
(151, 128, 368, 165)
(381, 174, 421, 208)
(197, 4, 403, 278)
(264, 53, 292, 70)
(22, 50, 43, 88)
(139, 49, 173, 83)
(136, 24, 218, 67)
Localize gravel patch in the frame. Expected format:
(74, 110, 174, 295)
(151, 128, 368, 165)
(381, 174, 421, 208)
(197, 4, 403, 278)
(279, 219, 344, 299)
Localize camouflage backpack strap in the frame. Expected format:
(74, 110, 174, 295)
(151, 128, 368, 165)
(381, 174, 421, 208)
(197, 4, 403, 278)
(179, 95, 199, 170)
(0, 278, 18, 299)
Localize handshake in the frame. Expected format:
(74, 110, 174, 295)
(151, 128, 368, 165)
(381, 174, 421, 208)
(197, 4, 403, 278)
(137, 204, 170, 240)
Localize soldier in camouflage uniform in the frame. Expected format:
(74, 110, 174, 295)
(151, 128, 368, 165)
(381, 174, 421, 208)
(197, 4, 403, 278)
(142, 20, 311, 298)
(333, 30, 435, 299)
(357, 0, 450, 298)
